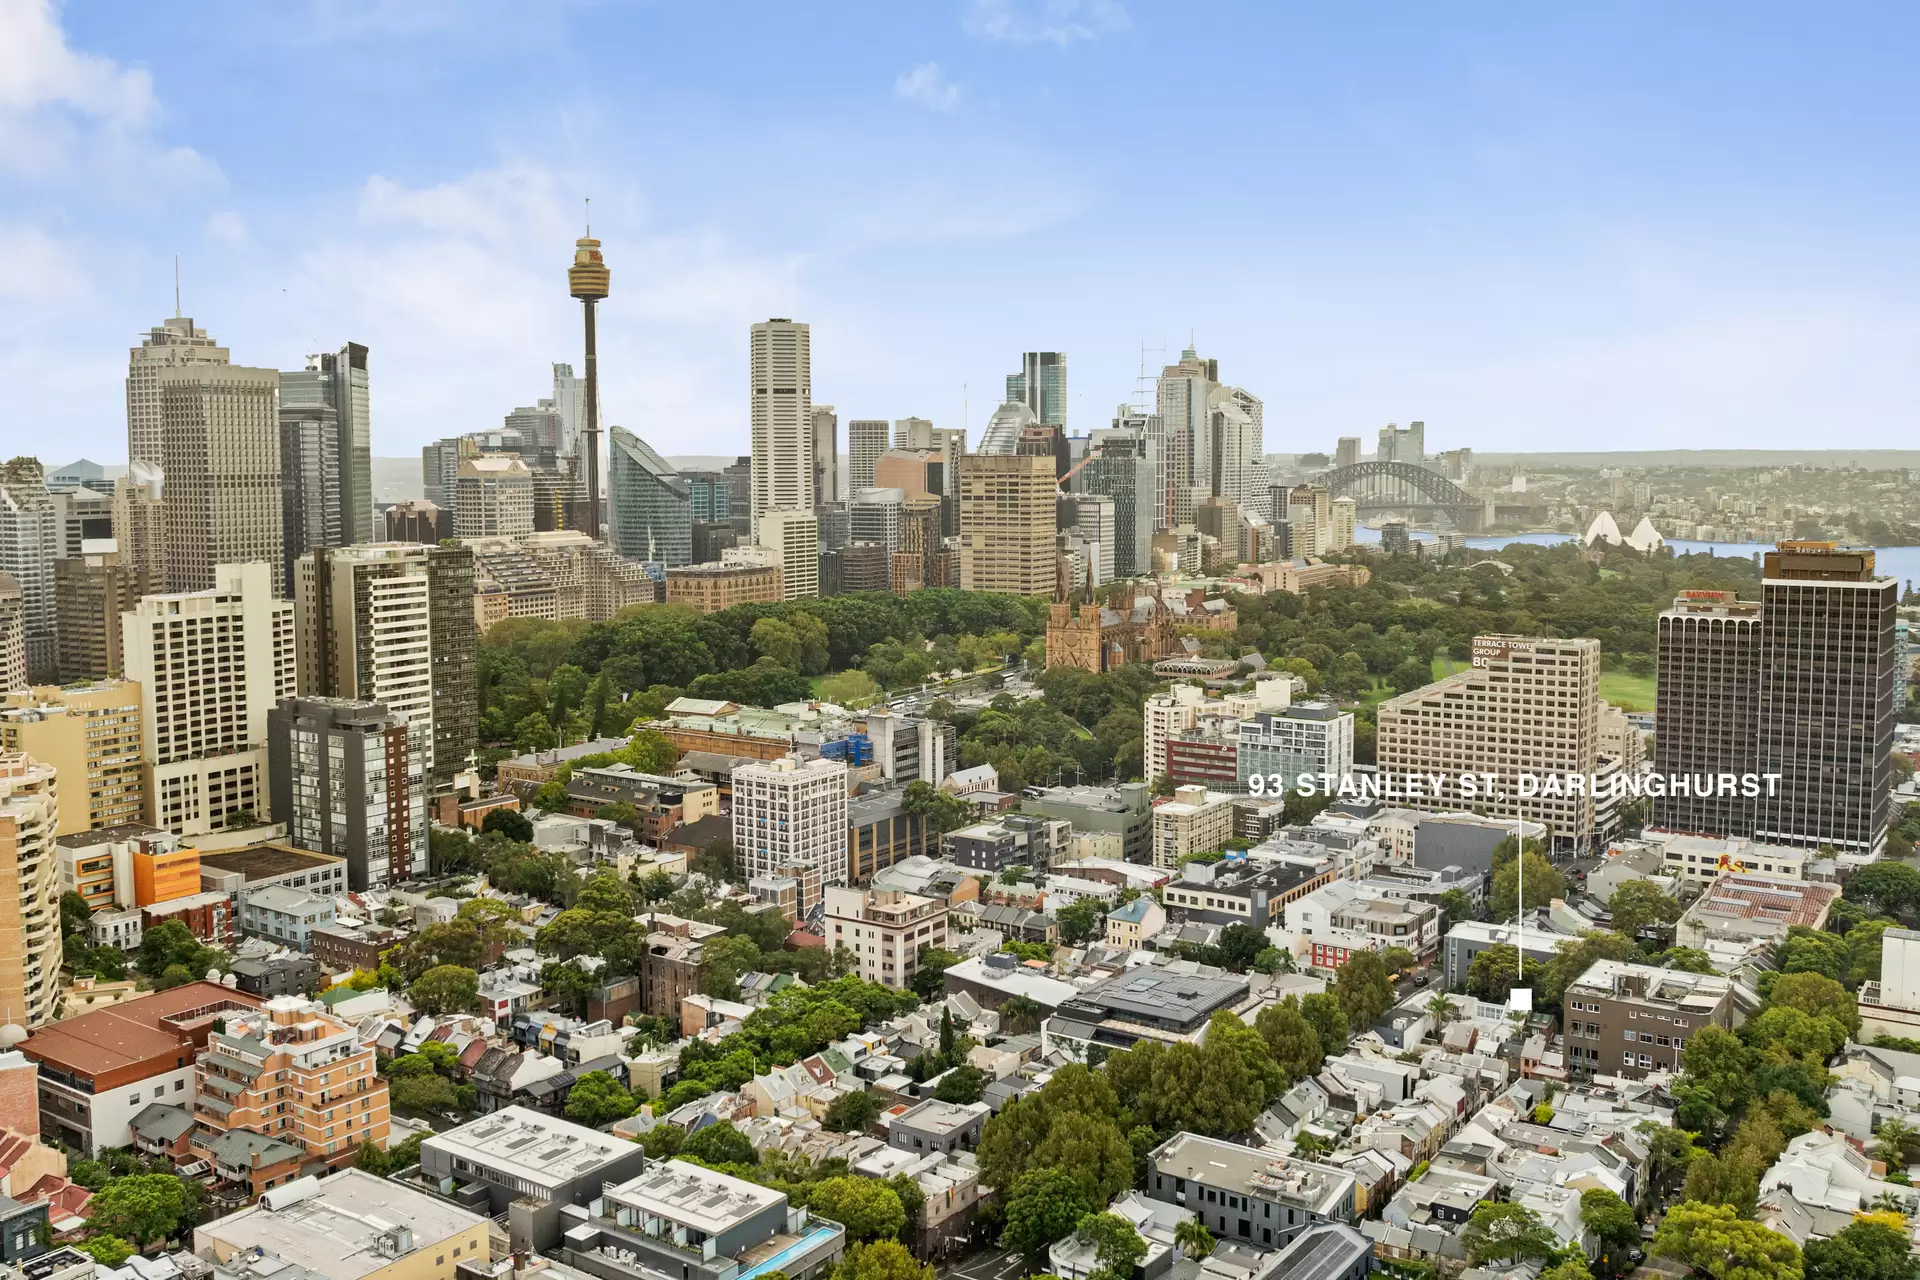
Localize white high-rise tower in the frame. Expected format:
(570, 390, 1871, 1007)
(750, 319, 814, 536)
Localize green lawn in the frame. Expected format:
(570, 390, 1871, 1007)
(1599, 670, 1657, 712)
(1431, 652, 1462, 681)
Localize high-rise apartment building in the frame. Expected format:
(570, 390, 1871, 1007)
(123, 562, 295, 835)
(1156, 347, 1218, 531)
(424, 544, 477, 794)
(1376, 635, 1603, 843)
(454, 456, 535, 538)
(1328, 497, 1357, 552)
(1007, 352, 1067, 428)
(0, 460, 58, 683)
(958, 453, 1057, 595)
(757, 509, 820, 601)
(1287, 485, 1333, 557)
(281, 343, 373, 544)
(1755, 543, 1896, 855)
(749, 319, 814, 535)
(0, 752, 62, 1027)
(607, 427, 691, 566)
(294, 545, 434, 793)
(112, 466, 167, 596)
(732, 755, 848, 915)
(278, 402, 341, 587)
(0, 575, 24, 695)
(1654, 590, 1762, 838)
(1334, 437, 1362, 469)
(127, 315, 230, 470)
(160, 364, 284, 594)
(812, 405, 839, 505)
(0, 682, 144, 835)
(848, 420, 890, 494)
(269, 697, 427, 890)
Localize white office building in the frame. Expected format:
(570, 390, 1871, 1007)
(1238, 703, 1356, 792)
(757, 508, 820, 600)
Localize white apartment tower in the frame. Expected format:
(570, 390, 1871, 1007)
(122, 562, 296, 835)
(749, 319, 814, 535)
(1155, 347, 1217, 531)
(1376, 635, 1603, 843)
(159, 363, 284, 593)
(732, 754, 848, 915)
(757, 509, 820, 601)
(127, 314, 230, 470)
(454, 456, 535, 538)
(293, 545, 438, 782)
(0, 752, 63, 1027)
(824, 886, 949, 991)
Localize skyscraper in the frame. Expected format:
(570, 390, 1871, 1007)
(424, 543, 477, 795)
(1156, 347, 1218, 531)
(1334, 437, 1362, 469)
(1007, 352, 1068, 429)
(0, 459, 58, 683)
(568, 235, 611, 538)
(454, 456, 535, 538)
(551, 362, 587, 459)
(958, 452, 1057, 596)
(607, 426, 692, 566)
(421, 435, 473, 508)
(159, 364, 284, 593)
(1074, 416, 1157, 579)
(0, 575, 24, 695)
(1654, 590, 1762, 838)
(122, 562, 296, 835)
(1377, 421, 1425, 466)
(749, 319, 814, 534)
(269, 697, 426, 890)
(1754, 543, 1896, 855)
(295, 545, 440, 795)
(126, 314, 229, 470)
(281, 343, 372, 544)
(757, 509, 820, 600)
(278, 403, 341, 588)
(1207, 385, 1265, 509)
(847, 420, 890, 494)
(812, 405, 839, 505)
(111, 465, 166, 596)
(54, 546, 139, 681)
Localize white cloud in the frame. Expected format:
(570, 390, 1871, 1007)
(894, 62, 961, 112)
(0, 224, 71, 301)
(963, 0, 1129, 45)
(0, 0, 217, 189)
(205, 211, 251, 248)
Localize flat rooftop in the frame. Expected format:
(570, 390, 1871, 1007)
(426, 1106, 636, 1188)
(605, 1159, 784, 1234)
(1683, 873, 1838, 929)
(895, 1099, 985, 1135)
(201, 844, 345, 881)
(1068, 968, 1248, 1022)
(1152, 1132, 1352, 1214)
(197, 1170, 485, 1280)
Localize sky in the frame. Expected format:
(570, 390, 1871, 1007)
(4, 0, 1918, 467)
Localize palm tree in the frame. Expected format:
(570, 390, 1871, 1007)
(1425, 993, 1456, 1026)
(1174, 1219, 1215, 1261)
(1002, 995, 1042, 1036)
(1876, 1117, 1920, 1171)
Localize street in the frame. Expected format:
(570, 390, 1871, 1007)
(939, 1246, 1026, 1280)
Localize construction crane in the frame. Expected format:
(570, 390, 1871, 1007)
(1056, 446, 1105, 493)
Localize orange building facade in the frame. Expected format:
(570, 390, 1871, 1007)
(133, 841, 201, 907)
(190, 997, 390, 1200)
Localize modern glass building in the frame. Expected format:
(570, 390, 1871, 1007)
(607, 426, 692, 566)
(680, 470, 732, 524)
(1073, 423, 1157, 578)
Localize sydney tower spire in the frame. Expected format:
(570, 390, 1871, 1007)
(568, 217, 610, 538)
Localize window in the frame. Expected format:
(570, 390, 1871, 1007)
(1622, 1052, 1634, 1065)
(1622, 1031, 1634, 1043)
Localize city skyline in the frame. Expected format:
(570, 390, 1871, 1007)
(10, 2, 1920, 463)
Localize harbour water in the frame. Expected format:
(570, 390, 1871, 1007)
(1354, 526, 1920, 595)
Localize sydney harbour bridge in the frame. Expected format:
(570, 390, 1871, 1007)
(1319, 460, 1486, 532)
